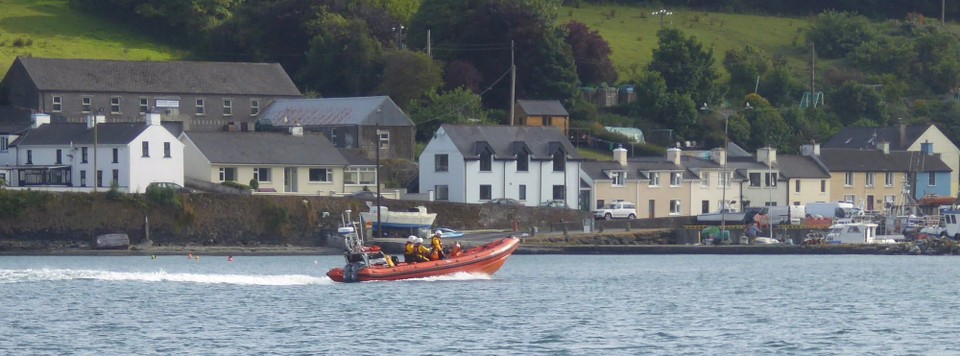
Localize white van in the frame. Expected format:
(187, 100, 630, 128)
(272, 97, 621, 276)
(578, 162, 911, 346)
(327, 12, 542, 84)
(758, 205, 805, 225)
(806, 202, 860, 219)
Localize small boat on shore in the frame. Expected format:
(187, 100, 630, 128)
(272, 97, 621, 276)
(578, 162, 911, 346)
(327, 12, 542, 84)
(326, 211, 519, 283)
(359, 204, 437, 231)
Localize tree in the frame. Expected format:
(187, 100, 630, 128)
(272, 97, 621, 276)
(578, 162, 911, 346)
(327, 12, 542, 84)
(409, 87, 490, 141)
(806, 10, 874, 59)
(297, 13, 384, 97)
(375, 50, 443, 111)
(648, 28, 723, 107)
(912, 30, 960, 95)
(723, 45, 769, 100)
(829, 81, 886, 126)
(562, 21, 616, 85)
(444, 60, 484, 93)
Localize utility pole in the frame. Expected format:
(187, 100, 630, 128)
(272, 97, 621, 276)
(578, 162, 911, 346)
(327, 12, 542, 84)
(943, 0, 946, 26)
(509, 40, 515, 126)
(426, 29, 432, 58)
(810, 42, 815, 100)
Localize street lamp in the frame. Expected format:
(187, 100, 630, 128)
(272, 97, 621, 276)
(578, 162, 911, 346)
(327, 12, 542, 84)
(700, 102, 752, 242)
(652, 9, 673, 28)
(392, 25, 406, 49)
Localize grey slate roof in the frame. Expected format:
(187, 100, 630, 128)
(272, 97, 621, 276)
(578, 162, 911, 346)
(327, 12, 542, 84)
(12, 123, 152, 146)
(259, 97, 412, 127)
(516, 100, 569, 116)
(823, 124, 930, 150)
(819, 149, 951, 172)
(338, 148, 375, 166)
(14, 57, 301, 96)
(440, 124, 581, 160)
(0, 124, 29, 134)
(185, 131, 348, 165)
(778, 155, 830, 179)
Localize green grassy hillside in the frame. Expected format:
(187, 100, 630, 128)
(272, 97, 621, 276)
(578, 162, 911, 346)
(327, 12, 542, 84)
(559, 5, 811, 80)
(0, 0, 184, 72)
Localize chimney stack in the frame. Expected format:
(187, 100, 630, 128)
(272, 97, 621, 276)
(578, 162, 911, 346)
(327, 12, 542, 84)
(800, 142, 821, 157)
(86, 114, 105, 129)
(757, 146, 777, 166)
(31, 113, 50, 128)
(666, 147, 681, 165)
(146, 112, 161, 126)
(613, 145, 628, 166)
(711, 147, 726, 166)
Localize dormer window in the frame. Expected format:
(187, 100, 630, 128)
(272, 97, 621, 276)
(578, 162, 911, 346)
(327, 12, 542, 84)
(552, 152, 565, 171)
(670, 172, 682, 186)
(480, 149, 492, 172)
(517, 150, 529, 172)
(649, 172, 660, 186)
(612, 171, 626, 186)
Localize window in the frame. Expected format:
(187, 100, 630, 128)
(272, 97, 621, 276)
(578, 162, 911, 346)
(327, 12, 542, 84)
(195, 98, 205, 115)
(344, 167, 376, 185)
(843, 194, 855, 203)
(112, 169, 119, 186)
(749, 172, 762, 187)
(865, 172, 875, 187)
(96, 170, 103, 187)
(670, 172, 682, 186)
(720, 171, 729, 188)
(480, 185, 492, 200)
(929, 173, 937, 186)
(112, 148, 119, 163)
(52, 96, 62, 112)
(250, 99, 260, 116)
(435, 185, 449, 201)
(517, 151, 529, 172)
(480, 150, 492, 172)
(434, 154, 448, 172)
(309, 168, 333, 182)
(885, 172, 894, 186)
(670, 200, 681, 214)
(253, 168, 271, 182)
(378, 130, 389, 149)
(648, 172, 660, 186)
(884, 195, 896, 209)
(702, 200, 710, 214)
(597, 200, 605, 209)
(552, 185, 565, 200)
(765, 173, 777, 187)
(519, 185, 526, 200)
(111, 97, 121, 114)
(795, 180, 801, 193)
(163, 142, 171, 158)
(141, 141, 149, 157)
(821, 179, 826, 193)
(612, 171, 625, 186)
(82, 97, 92, 113)
(701, 172, 709, 187)
(844, 172, 853, 186)
(223, 99, 232, 116)
(553, 152, 565, 171)
(55, 149, 62, 164)
(0, 136, 7, 152)
(81, 147, 88, 163)
(219, 167, 237, 181)
(26, 149, 32, 164)
(80, 171, 86, 187)
(139, 98, 149, 113)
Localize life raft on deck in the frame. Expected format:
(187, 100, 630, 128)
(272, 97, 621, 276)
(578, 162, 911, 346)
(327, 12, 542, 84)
(327, 236, 520, 283)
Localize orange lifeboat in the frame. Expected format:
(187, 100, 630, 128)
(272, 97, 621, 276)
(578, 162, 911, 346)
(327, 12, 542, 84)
(327, 237, 520, 283)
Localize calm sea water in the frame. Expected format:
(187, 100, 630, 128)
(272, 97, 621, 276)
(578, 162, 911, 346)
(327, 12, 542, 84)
(1, 254, 958, 355)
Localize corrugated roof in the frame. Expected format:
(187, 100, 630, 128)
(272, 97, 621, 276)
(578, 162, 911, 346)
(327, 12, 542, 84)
(517, 100, 569, 116)
(185, 131, 348, 165)
(259, 97, 413, 127)
(14, 57, 301, 96)
(440, 124, 581, 160)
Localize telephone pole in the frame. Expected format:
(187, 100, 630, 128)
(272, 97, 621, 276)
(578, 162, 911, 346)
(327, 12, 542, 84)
(509, 40, 516, 126)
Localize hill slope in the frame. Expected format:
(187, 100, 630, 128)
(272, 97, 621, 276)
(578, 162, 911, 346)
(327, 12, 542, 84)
(0, 0, 184, 72)
(559, 5, 811, 80)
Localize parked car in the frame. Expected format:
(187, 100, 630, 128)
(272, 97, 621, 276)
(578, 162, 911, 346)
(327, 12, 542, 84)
(593, 201, 637, 220)
(146, 182, 194, 194)
(539, 200, 568, 209)
(488, 198, 523, 206)
(435, 227, 464, 238)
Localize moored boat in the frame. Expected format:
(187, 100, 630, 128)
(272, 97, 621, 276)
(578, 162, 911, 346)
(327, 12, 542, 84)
(359, 204, 437, 231)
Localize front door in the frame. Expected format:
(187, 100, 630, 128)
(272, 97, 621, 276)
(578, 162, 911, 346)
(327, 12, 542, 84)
(866, 195, 874, 211)
(284, 167, 298, 193)
(702, 200, 710, 214)
(648, 199, 655, 219)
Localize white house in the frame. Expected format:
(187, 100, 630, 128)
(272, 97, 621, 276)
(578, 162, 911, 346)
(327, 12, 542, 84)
(419, 124, 583, 208)
(3, 112, 184, 192)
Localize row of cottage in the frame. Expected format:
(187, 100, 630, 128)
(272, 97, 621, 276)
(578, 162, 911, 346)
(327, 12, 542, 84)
(0, 56, 958, 218)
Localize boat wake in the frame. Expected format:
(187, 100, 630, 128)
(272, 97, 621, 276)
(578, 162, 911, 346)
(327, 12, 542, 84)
(0, 268, 332, 286)
(403, 271, 493, 282)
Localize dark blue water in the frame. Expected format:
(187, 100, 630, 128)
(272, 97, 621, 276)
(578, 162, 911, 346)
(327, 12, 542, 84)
(1, 254, 958, 355)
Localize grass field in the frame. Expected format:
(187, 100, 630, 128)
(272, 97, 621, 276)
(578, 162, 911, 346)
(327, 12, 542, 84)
(0, 0, 184, 72)
(559, 5, 812, 80)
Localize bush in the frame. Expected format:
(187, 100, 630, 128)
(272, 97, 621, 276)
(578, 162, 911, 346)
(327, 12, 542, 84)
(249, 179, 259, 190)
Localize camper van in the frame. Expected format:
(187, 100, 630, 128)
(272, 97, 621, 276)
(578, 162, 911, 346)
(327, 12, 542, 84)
(806, 202, 861, 220)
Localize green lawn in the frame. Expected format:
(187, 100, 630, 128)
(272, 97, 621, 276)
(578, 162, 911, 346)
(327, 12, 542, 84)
(0, 0, 184, 72)
(559, 5, 811, 80)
